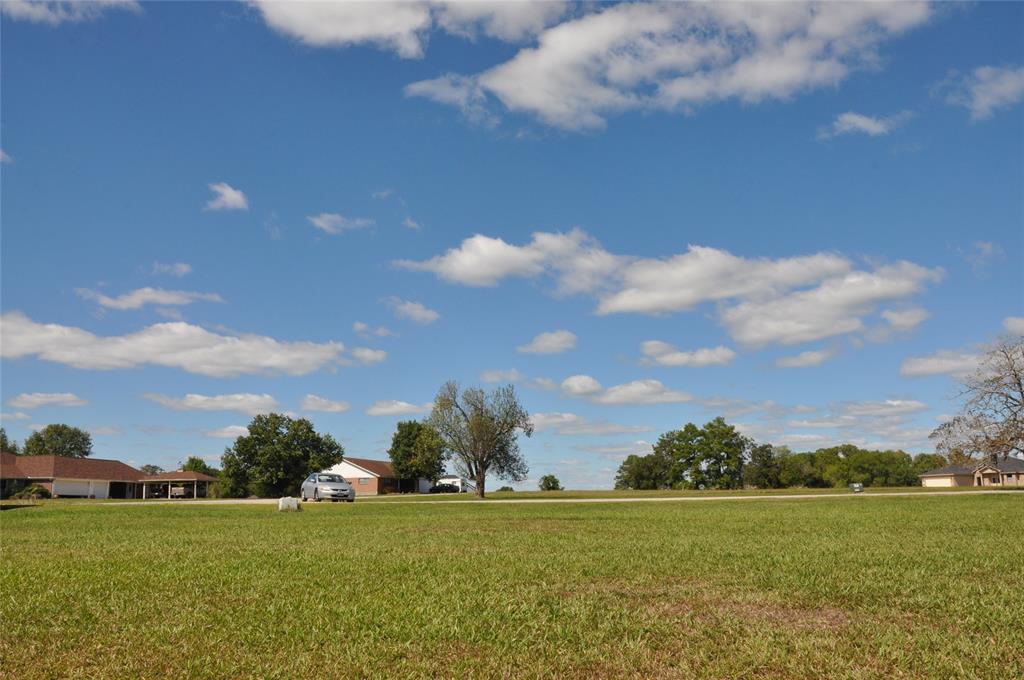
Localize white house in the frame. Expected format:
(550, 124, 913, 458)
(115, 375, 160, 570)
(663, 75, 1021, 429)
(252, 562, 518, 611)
(323, 456, 433, 495)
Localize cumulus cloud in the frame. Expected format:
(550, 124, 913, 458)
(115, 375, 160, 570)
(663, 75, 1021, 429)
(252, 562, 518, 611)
(881, 308, 929, 332)
(900, 349, 980, 377)
(300, 395, 351, 413)
(351, 347, 388, 365)
(204, 182, 248, 211)
(0, 412, 31, 422)
(399, 230, 940, 346)
(573, 440, 654, 461)
(365, 400, 431, 417)
(532, 412, 650, 436)
(480, 368, 524, 384)
(152, 262, 192, 278)
(517, 330, 577, 354)
(640, 341, 735, 367)
(403, 217, 422, 230)
(775, 348, 835, 368)
(940, 65, 1024, 121)
(8, 392, 87, 409)
(205, 425, 249, 439)
(1, 149, 14, 163)
(144, 393, 278, 416)
(0, 0, 138, 25)
(353, 321, 394, 338)
(841, 399, 928, 417)
(1005, 317, 1024, 335)
(408, 2, 931, 130)
(75, 287, 223, 311)
(387, 297, 440, 324)
(1, 311, 346, 378)
(817, 110, 914, 139)
(433, 1, 568, 42)
(308, 212, 374, 235)
(561, 374, 690, 405)
(961, 241, 1006, 271)
(561, 375, 604, 397)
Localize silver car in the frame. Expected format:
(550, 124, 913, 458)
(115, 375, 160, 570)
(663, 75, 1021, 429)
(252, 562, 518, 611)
(300, 473, 355, 502)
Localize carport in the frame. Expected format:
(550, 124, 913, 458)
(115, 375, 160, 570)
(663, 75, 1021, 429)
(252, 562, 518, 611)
(140, 471, 219, 499)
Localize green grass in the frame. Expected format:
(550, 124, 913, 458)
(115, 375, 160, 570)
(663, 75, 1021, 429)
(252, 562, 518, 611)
(2, 495, 1022, 678)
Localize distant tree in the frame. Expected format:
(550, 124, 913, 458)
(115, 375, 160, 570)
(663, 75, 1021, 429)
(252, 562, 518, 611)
(911, 453, 948, 477)
(654, 417, 747, 489)
(388, 421, 446, 484)
(538, 474, 563, 491)
(139, 464, 164, 475)
(0, 428, 19, 454)
(22, 424, 92, 458)
(930, 336, 1024, 462)
(743, 443, 783, 489)
(496, 486, 515, 492)
(614, 451, 672, 490)
(181, 456, 218, 477)
(427, 381, 533, 498)
(220, 413, 344, 498)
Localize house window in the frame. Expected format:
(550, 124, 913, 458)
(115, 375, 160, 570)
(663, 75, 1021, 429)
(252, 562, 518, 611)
(358, 478, 369, 485)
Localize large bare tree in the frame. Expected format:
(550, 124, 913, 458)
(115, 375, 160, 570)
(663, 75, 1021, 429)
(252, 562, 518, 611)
(427, 381, 533, 498)
(930, 336, 1024, 462)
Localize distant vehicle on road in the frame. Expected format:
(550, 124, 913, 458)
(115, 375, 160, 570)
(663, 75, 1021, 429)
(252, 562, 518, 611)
(301, 473, 355, 502)
(428, 483, 460, 494)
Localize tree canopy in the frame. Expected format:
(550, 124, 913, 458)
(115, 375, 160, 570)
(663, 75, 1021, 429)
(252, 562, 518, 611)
(0, 428, 19, 454)
(220, 413, 343, 498)
(387, 421, 446, 483)
(22, 424, 93, 458)
(538, 474, 562, 491)
(139, 464, 164, 475)
(930, 336, 1023, 462)
(426, 381, 533, 498)
(181, 456, 218, 477)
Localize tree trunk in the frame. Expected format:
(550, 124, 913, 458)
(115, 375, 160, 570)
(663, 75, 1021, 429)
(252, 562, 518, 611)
(475, 472, 486, 498)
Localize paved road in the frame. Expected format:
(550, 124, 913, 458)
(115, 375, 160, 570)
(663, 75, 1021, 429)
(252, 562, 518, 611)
(105, 489, 1013, 507)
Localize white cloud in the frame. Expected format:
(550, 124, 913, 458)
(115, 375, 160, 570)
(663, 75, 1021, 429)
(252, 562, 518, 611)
(301, 395, 351, 413)
(89, 426, 122, 437)
(1, 311, 345, 378)
(353, 321, 395, 338)
(881, 308, 929, 332)
(0, 0, 138, 25)
(962, 241, 1006, 271)
(817, 110, 914, 139)
(434, 1, 568, 42)
(365, 400, 430, 417)
(0, 412, 31, 422)
(775, 348, 836, 368)
(144, 393, 278, 416)
(529, 377, 559, 391)
(409, 2, 931, 130)
(573, 440, 654, 461)
(152, 262, 192, 278)
(942, 65, 1024, 121)
(561, 375, 604, 397)
(204, 182, 248, 211)
(900, 350, 980, 377)
(308, 212, 374, 235)
(397, 233, 548, 286)
(403, 217, 422, 230)
(640, 341, 735, 367)
(1005, 317, 1024, 335)
(841, 399, 928, 417)
(351, 347, 387, 365)
(532, 412, 650, 436)
(76, 287, 223, 311)
(8, 392, 87, 409)
(0, 149, 13, 163)
(517, 330, 577, 354)
(594, 379, 692, 405)
(205, 425, 249, 439)
(372, 188, 395, 199)
(480, 368, 524, 384)
(387, 297, 440, 324)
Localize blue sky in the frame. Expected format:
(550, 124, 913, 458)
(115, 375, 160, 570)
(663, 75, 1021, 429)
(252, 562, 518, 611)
(1, 1, 1021, 489)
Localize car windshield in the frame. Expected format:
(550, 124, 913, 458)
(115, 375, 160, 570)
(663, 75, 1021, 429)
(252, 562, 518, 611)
(317, 474, 344, 483)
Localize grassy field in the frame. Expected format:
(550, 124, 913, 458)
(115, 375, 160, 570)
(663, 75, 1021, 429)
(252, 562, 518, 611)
(2, 494, 1022, 678)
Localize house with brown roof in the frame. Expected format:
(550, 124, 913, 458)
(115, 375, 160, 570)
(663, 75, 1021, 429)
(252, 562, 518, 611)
(918, 457, 1024, 488)
(1, 451, 218, 499)
(324, 456, 433, 495)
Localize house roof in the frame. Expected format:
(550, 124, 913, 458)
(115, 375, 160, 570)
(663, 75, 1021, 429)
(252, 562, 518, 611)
(1, 452, 143, 481)
(919, 457, 1024, 477)
(977, 457, 1024, 473)
(918, 464, 975, 477)
(343, 457, 396, 478)
(140, 470, 220, 482)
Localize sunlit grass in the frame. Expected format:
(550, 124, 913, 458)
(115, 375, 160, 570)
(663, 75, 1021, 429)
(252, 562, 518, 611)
(2, 494, 1021, 678)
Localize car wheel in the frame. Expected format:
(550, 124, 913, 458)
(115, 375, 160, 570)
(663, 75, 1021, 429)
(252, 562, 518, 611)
(346, 499, 354, 503)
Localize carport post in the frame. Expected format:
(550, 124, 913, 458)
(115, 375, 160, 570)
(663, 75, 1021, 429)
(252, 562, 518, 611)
(193, 482, 197, 499)
(167, 484, 171, 499)
(142, 482, 147, 499)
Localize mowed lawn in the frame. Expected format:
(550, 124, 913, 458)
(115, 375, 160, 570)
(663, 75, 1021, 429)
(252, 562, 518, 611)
(2, 495, 1022, 679)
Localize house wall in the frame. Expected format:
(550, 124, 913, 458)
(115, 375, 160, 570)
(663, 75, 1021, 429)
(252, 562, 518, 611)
(352, 475, 379, 495)
(922, 474, 974, 487)
(52, 479, 111, 498)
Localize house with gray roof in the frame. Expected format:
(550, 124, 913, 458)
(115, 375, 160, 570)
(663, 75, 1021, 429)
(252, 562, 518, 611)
(919, 457, 1024, 488)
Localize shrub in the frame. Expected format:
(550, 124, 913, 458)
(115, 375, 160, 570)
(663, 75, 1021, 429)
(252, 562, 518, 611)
(497, 486, 514, 492)
(12, 484, 51, 500)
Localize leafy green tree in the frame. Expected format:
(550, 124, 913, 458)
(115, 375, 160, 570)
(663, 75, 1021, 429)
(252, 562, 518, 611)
(653, 417, 747, 489)
(22, 424, 93, 458)
(181, 456, 218, 476)
(220, 413, 344, 498)
(139, 464, 164, 475)
(496, 486, 515, 492)
(388, 421, 446, 484)
(427, 381, 533, 498)
(614, 451, 672, 490)
(0, 428, 19, 454)
(743, 443, 783, 489)
(538, 474, 562, 491)
(911, 453, 948, 477)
